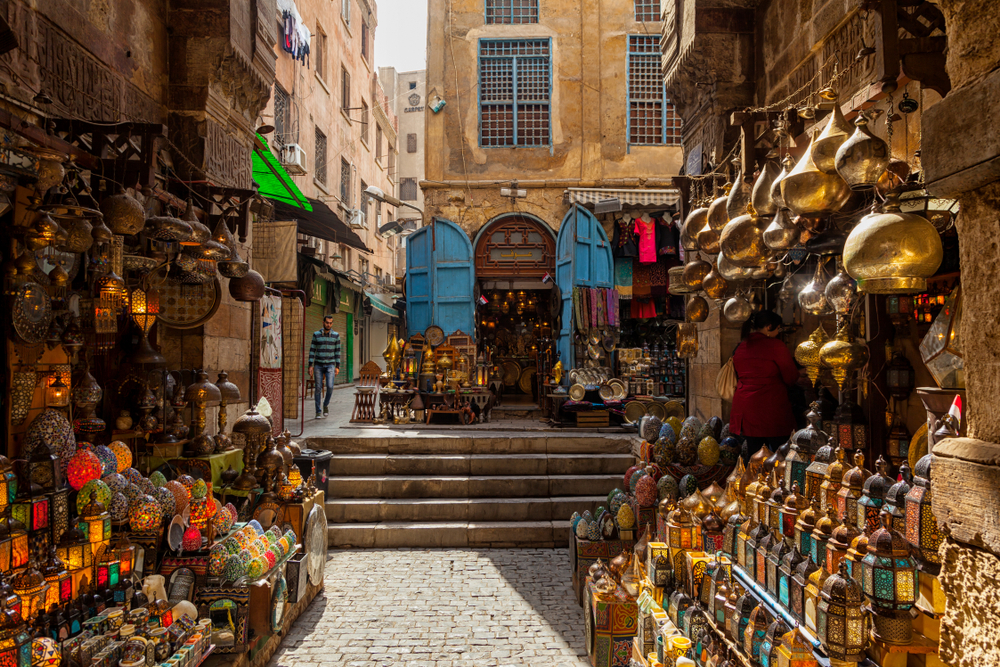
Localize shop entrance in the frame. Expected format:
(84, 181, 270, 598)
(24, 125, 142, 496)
(474, 215, 558, 405)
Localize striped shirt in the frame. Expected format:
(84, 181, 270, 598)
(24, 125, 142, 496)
(308, 329, 341, 367)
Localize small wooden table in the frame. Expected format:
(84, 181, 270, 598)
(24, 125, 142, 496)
(423, 393, 468, 424)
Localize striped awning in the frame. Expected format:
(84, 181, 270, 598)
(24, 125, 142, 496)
(564, 187, 681, 208)
(365, 291, 399, 319)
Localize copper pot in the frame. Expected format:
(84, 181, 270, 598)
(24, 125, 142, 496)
(229, 269, 265, 302)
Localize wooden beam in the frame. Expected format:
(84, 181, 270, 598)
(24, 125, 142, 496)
(0, 108, 100, 170)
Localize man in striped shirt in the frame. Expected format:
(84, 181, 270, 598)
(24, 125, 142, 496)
(308, 315, 341, 418)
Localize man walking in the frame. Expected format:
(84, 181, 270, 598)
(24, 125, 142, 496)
(308, 315, 341, 418)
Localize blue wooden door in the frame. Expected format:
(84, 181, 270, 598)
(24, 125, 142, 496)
(405, 218, 475, 338)
(555, 205, 614, 371)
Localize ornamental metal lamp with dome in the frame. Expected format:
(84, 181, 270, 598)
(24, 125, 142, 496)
(820, 446, 847, 517)
(790, 556, 819, 624)
(817, 561, 869, 663)
(805, 438, 835, 507)
(767, 533, 791, 598)
(778, 545, 805, 610)
(836, 452, 866, 527)
(795, 497, 819, 560)
(857, 457, 893, 534)
(0, 582, 30, 667)
(884, 462, 911, 525)
(862, 511, 918, 645)
(904, 453, 943, 575)
(760, 617, 790, 667)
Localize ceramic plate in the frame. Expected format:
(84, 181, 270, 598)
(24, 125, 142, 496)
(569, 384, 586, 401)
(646, 402, 667, 420)
(624, 401, 646, 424)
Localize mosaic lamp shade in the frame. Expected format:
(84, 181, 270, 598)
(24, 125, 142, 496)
(40, 549, 70, 608)
(904, 454, 942, 571)
(130, 496, 161, 533)
(816, 561, 868, 662)
(861, 511, 917, 645)
(11, 560, 48, 623)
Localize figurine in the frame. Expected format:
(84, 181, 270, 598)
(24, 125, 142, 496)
(553, 357, 564, 385)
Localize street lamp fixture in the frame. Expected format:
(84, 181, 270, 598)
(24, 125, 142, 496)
(365, 185, 423, 215)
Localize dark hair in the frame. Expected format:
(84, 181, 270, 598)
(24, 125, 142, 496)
(740, 310, 783, 339)
(323, 315, 334, 322)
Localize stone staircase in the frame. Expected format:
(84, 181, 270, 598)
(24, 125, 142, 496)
(311, 434, 633, 548)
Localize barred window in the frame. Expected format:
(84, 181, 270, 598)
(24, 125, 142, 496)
(388, 143, 395, 179)
(407, 133, 417, 153)
(478, 39, 551, 147)
(274, 85, 289, 147)
(634, 0, 661, 22)
(376, 124, 383, 162)
(400, 178, 418, 201)
(360, 180, 369, 227)
(627, 35, 682, 146)
(485, 0, 538, 24)
(314, 127, 327, 185)
(340, 159, 351, 206)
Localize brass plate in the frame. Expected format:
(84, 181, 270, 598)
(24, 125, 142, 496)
(909, 423, 928, 469)
(501, 361, 521, 387)
(155, 269, 222, 330)
(569, 384, 586, 401)
(624, 401, 646, 424)
(663, 400, 686, 419)
(646, 402, 667, 420)
(425, 325, 445, 347)
(598, 385, 614, 402)
(518, 367, 536, 394)
(12, 282, 52, 344)
(609, 379, 627, 400)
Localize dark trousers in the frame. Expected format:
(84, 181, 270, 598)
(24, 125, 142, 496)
(741, 435, 787, 464)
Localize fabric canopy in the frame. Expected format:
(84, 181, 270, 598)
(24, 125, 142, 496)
(564, 187, 681, 208)
(365, 291, 399, 319)
(271, 197, 371, 253)
(253, 135, 311, 210)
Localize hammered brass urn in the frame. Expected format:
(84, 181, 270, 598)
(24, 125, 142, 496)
(843, 194, 943, 294)
(820, 321, 870, 391)
(686, 295, 709, 323)
(682, 258, 712, 291)
(702, 265, 730, 299)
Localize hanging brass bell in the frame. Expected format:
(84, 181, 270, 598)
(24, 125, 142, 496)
(843, 193, 943, 294)
(835, 114, 890, 191)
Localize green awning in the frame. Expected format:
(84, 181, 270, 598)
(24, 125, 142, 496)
(365, 290, 399, 318)
(252, 135, 311, 211)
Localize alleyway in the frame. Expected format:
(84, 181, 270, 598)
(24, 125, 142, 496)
(268, 548, 589, 667)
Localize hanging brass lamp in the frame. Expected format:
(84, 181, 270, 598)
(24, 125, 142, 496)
(682, 258, 712, 291)
(686, 295, 709, 323)
(836, 114, 890, 190)
(820, 321, 870, 391)
(723, 296, 752, 324)
(720, 206, 769, 268)
(810, 92, 853, 174)
(717, 252, 754, 282)
(795, 326, 829, 387)
(707, 194, 730, 232)
(781, 135, 853, 216)
(843, 193, 943, 294)
(770, 155, 794, 210)
(824, 258, 857, 316)
(751, 161, 781, 216)
(697, 218, 721, 254)
(681, 207, 708, 252)
(702, 264, 729, 299)
(727, 162, 752, 219)
(797, 260, 832, 316)
(763, 208, 799, 251)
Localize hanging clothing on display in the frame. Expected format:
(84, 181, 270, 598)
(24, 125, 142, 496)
(612, 215, 639, 258)
(607, 289, 620, 327)
(630, 298, 657, 319)
(634, 214, 657, 263)
(615, 258, 633, 298)
(278, 0, 311, 66)
(648, 262, 668, 297)
(657, 215, 680, 257)
(632, 260, 653, 298)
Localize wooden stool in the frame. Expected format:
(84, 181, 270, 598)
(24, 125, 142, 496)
(350, 361, 382, 423)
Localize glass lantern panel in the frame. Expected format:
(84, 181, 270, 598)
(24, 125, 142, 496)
(779, 577, 790, 607)
(816, 609, 827, 641)
(33, 500, 49, 530)
(109, 562, 120, 587)
(827, 615, 845, 644)
(11, 535, 28, 568)
(897, 570, 915, 602)
(874, 568, 894, 600)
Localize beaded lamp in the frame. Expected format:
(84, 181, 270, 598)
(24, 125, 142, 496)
(11, 558, 48, 622)
(857, 457, 893, 534)
(78, 498, 110, 544)
(130, 495, 161, 533)
(778, 546, 805, 610)
(804, 439, 835, 507)
(767, 536, 791, 598)
(820, 446, 846, 516)
(836, 452, 866, 526)
(904, 453, 942, 573)
(775, 628, 819, 667)
(884, 462, 911, 524)
(817, 561, 868, 662)
(826, 522, 860, 577)
(790, 556, 819, 624)
(743, 605, 772, 663)
(761, 617, 790, 667)
(862, 511, 917, 645)
(40, 548, 70, 608)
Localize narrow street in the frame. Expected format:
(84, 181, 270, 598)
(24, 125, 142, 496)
(269, 549, 589, 667)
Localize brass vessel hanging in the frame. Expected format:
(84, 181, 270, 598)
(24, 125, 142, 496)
(723, 296, 752, 323)
(719, 206, 769, 268)
(751, 161, 781, 216)
(716, 252, 754, 281)
(810, 95, 853, 174)
(681, 258, 712, 291)
(824, 258, 857, 316)
(843, 193, 943, 294)
(795, 326, 829, 387)
(835, 114, 890, 191)
(727, 162, 752, 219)
(798, 259, 832, 316)
(770, 155, 794, 210)
(702, 264, 729, 299)
(707, 194, 729, 232)
(686, 295, 709, 323)
(781, 134, 853, 216)
(681, 207, 708, 252)
(820, 321, 870, 391)
(763, 208, 799, 251)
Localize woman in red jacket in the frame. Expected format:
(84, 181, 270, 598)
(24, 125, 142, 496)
(729, 310, 799, 459)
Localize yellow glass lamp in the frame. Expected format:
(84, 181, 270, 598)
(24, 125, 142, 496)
(78, 498, 110, 544)
(45, 375, 69, 409)
(666, 506, 702, 552)
(11, 559, 48, 622)
(129, 287, 165, 365)
(775, 627, 819, 667)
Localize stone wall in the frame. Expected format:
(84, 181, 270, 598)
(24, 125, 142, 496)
(687, 302, 740, 424)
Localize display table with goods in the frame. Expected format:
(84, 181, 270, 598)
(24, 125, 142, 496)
(567, 403, 954, 667)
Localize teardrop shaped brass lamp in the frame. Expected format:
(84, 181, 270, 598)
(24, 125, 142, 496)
(781, 135, 853, 216)
(752, 161, 781, 216)
(717, 252, 755, 281)
(795, 326, 829, 387)
(681, 207, 708, 252)
(835, 114, 890, 191)
(708, 194, 730, 232)
(811, 99, 852, 174)
(702, 265, 729, 299)
(763, 208, 800, 251)
(820, 321, 870, 391)
(770, 155, 794, 210)
(727, 164, 752, 220)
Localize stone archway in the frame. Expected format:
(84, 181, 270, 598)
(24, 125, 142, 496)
(473, 214, 556, 279)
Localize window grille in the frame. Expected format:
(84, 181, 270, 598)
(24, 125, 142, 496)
(478, 39, 551, 147)
(315, 127, 327, 184)
(485, 0, 538, 24)
(634, 0, 661, 22)
(400, 178, 418, 201)
(341, 159, 351, 206)
(627, 35, 682, 146)
(274, 85, 289, 147)
(407, 133, 417, 153)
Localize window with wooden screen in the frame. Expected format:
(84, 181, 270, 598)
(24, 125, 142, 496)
(478, 39, 551, 147)
(627, 35, 682, 146)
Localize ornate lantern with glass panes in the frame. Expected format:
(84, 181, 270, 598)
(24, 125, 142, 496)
(723, 507, 746, 559)
(744, 605, 772, 663)
(810, 508, 836, 573)
(790, 556, 819, 624)
(745, 521, 768, 581)
(820, 447, 846, 516)
(760, 617, 790, 667)
(736, 516, 753, 570)
(780, 482, 806, 540)
(702, 512, 726, 554)
(730, 594, 757, 651)
(845, 532, 870, 585)
(862, 511, 917, 645)
(805, 562, 830, 633)
(11, 558, 48, 622)
(826, 522, 860, 576)
(886, 352, 915, 401)
(794, 497, 818, 561)
(768, 481, 788, 534)
(776, 627, 819, 667)
(767, 535, 791, 598)
(756, 474, 775, 529)
(858, 457, 893, 534)
(787, 403, 827, 492)
(714, 581, 731, 627)
(0, 585, 30, 667)
(817, 561, 869, 662)
(666, 506, 702, 552)
(756, 531, 774, 589)
(905, 454, 942, 573)
(778, 546, 805, 610)
(836, 452, 866, 526)
(41, 547, 71, 608)
(0, 456, 13, 515)
(78, 498, 110, 544)
(884, 463, 911, 525)
(805, 439, 835, 507)
(834, 399, 868, 451)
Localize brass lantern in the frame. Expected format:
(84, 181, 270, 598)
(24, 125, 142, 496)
(45, 375, 69, 409)
(884, 463, 911, 525)
(795, 327, 829, 388)
(845, 532, 870, 585)
(843, 193, 943, 294)
(55, 525, 92, 573)
(817, 562, 868, 662)
(862, 511, 918, 645)
(666, 506, 702, 552)
(780, 482, 807, 542)
(756, 531, 774, 590)
(886, 352, 915, 401)
(701, 512, 726, 554)
(790, 556, 819, 624)
(776, 627, 819, 667)
(766, 533, 791, 598)
(128, 287, 165, 365)
(820, 322, 870, 391)
(11, 558, 48, 622)
(2, 514, 28, 570)
(0, 456, 13, 514)
(834, 398, 868, 451)
(826, 521, 859, 577)
(904, 454, 943, 572)
(836, 452, 866, 527)
(736, 516, 753, 571)
(78, 498, 110, 544)
(887, 419, 911, 465)
(810, 508, 836, 574)
(778, 546, 805, 611)
(0, 583, 29, 667)
(760, 617, 790, 667)
(835, 113, 890, 190)
(676, 323, 699, 359)
(794, 497, 819, 559)
(918, 286, 963, 389)
(744, 521, 768, 582)
(820, 446, 846, 517)
(767, 481, 788, 535)
(231, 406, 271, 490)
(857, 457, 893, 534)
(804, 440, 834, 508)
(743, 605, 772, 664)
(729, 593, 757, 649)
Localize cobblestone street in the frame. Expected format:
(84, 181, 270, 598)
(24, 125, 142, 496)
(269, 548, 589, 667)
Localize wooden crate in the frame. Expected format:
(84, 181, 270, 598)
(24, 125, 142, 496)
(577, 410, 610, 428)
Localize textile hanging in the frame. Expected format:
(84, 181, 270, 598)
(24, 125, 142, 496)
(277, 0, 311, 66)
(615, 259, 633, 298)
(632, 261, 653, 298)
(258, 294, 284, 435)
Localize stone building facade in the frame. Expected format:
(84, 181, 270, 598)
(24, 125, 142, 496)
(662, 1, 1000, 665)
(422, 0, 684, 238)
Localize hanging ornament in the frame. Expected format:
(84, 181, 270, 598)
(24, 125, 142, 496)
(707, 193, 730, 232)
(781, 134, 853, 216)
(702, 264, 729, 299)
(681, 259, 712, 292)
(811, 89, 853, 174)
(726, 160, 752, 219)
(835, 113, 890, 191)
(824, 258, 857, 316)
(717, 252, 754, 282)
(723, 296, 752, 324)
(820, 321, 870, 391)
(770, 155, 794, 210)
(795, 326, 829, 387)
(798, 259, 832, 316)
(763, 208, 800, 251)
(751, 160, 781, 216)
(686, 296, 709, 323)
(681, 207, 708, 252)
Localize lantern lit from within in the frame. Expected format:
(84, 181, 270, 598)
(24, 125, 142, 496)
(862, 511, 917, 644)
(45, 375, 69, 409)
(41, 548, 70, 608)
(78, 498, 110, 544)
(817, 561, 868, 661)
(905, 453, 942, 572)
(94, 270, 126, 311)
(55, 526, 91, 573)
(775, 627, 819, 667)
(0, 583, 29, 667)
(666, 506, 702, 551)
(11, 559, 48, 622)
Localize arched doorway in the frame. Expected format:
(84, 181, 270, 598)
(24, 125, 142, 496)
(473, 214, 556, 279)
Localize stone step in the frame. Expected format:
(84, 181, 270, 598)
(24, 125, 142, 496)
(325, 495, 607, 523)
(327, 474, 622, 499)
(328, 520, 573, 548)
(328, 453, 634, 476)
(306, 434, 632, 455)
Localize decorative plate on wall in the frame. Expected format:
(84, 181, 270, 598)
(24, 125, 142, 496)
(13, 282, 52, 344)
(155, 270, 222, 330)
(424, 325, 445, 347)
(305, 505, 326, 586)
(270, 575, 288, 633)
(624, 401, 646, 424)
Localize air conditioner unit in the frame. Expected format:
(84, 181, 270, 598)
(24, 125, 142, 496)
(281, 143, 308, 175)
(347, 209, 366, 229)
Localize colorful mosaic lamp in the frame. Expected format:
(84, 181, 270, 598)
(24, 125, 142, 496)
(904, 453, 943, 574)
(0, 456, 13, 514)
(0, 587, 30, 667)
(743, 605, 772, 663)
(884, 463, 911, 525)
(817, 561, 869, 662)
(836, 452, 866, 527)
(775, 627, 819, 667)
(820, 446, 846, 516)
(760, 617, 790, 667)
(40, 548, 70, 608)
(862, 511, 917, 645)
(78, 498, 110, 544)
(857, 457, 893, 534)
(11, 558, 48, 622)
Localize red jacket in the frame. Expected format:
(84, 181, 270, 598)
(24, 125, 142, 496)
(729, 333, 799, 438)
